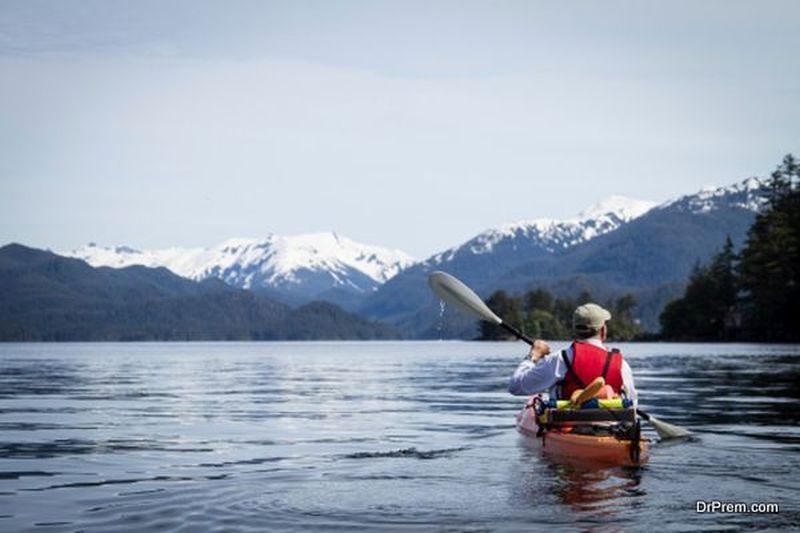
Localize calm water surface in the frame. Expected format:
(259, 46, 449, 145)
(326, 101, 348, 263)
(1, 341, 798, 531)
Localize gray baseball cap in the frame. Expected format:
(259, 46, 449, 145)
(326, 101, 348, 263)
(573, 303, 612, 332)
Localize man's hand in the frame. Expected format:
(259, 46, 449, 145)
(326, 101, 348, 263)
(529, 340, 551, 363)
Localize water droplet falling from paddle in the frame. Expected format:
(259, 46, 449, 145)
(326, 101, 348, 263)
(437, 299, 446, 339)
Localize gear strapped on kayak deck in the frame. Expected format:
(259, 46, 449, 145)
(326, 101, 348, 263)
(516, 396, 648, 466)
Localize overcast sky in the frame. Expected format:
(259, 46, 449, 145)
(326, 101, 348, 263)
(1, 1, 798, 258)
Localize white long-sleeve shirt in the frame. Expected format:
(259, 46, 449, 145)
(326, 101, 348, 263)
(507, 337, 637, 401)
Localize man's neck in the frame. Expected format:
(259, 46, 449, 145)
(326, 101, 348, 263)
(578, 337, 606, 348)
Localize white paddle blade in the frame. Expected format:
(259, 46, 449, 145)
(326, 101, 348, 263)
(649, 415, 692, 439)
(428, 271, 502, 325)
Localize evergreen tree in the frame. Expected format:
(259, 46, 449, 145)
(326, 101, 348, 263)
(524, 308, 568, 340)
(553, 298, 576, 331)
(659, 241, 737, 340)
(524, 289, 553, 313)
(737, 155, 800, 341)
(522, 288, 565, 339)
(765, 154, 797, 207)
(577, 290, 593, 305)
(710, 236, 738, 333)
(661, 154, 799, 341)
(607, 294, 642, 341)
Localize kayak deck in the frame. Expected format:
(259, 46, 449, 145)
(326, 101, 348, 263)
(517, 402, 649, 467)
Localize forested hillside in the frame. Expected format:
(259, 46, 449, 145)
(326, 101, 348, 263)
(0, 244, 399, 341)
(660, 154, 799, 341)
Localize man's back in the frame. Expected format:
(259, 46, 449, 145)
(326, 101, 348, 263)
(507, 303, 637, 401)
(507, 337, 637, 400)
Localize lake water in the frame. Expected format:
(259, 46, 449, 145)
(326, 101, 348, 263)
(1, 341, 798, 532)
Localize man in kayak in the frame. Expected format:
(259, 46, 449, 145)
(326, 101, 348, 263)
(507, 303, 637, 401)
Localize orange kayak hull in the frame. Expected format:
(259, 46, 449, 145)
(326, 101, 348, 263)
(516, 403, 649, 467)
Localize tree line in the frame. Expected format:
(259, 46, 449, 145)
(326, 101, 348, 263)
(477, 288, 642, 341)
(660, 154, 799, 341)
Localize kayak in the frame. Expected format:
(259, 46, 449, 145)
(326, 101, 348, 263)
(516, 397, 649, 467)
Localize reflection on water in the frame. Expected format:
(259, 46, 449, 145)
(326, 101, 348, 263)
(548, 464, 643, 515)
(514, 435, 646, 525)
(0, 341, 799, 531)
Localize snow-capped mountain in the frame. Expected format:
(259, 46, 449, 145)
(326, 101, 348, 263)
(657, 177, 770, 214)
(431, 195, 656, 263)
(361, 177, 772, 336)
(66, 233, 414, 306)
(359, 196, 656, 324)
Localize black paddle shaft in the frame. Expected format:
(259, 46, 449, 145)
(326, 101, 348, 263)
(500, 322, 535, 346)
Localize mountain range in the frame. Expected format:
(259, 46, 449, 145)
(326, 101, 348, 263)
(358, 177, 769, 337)
(0, 244, 399, 341)
(6, 175, 772, 340)
(64, 196, 654, 311)
(67, 233, 414, 309)
(357, 196, 657, 332)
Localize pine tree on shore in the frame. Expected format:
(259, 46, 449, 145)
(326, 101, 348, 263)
(737, 155, 799, 341)
(659, 238, 737, 340)
(660, 154, 799, 341)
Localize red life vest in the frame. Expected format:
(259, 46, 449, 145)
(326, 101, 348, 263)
(559, 341, 624, 400)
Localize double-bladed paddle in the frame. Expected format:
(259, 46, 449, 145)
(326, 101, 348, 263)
(428, 270, 691, 440)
